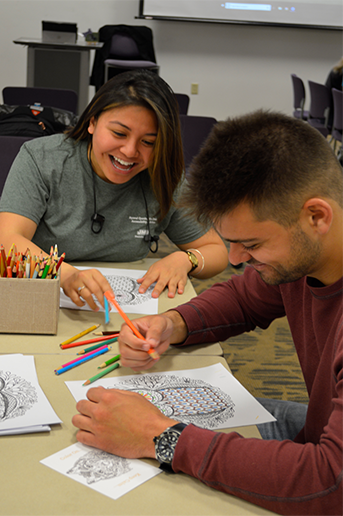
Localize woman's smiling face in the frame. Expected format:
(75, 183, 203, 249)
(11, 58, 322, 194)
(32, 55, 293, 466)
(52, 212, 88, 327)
(88, 105, 158, 184)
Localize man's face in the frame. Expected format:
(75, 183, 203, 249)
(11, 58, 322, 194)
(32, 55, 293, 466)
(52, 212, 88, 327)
(216, 203, 322, 285)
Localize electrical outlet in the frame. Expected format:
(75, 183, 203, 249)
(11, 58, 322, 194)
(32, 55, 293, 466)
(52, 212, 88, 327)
(191, 83, 199, 95)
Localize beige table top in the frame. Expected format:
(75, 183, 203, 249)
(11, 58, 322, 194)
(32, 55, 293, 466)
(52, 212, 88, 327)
(0, 259, 223, 357)
(0, 355, 274, 516)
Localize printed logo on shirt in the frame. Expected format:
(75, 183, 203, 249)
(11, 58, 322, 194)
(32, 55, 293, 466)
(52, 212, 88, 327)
(129, 216, 157, 239)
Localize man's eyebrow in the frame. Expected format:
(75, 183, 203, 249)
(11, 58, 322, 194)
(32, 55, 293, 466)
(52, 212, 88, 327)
(110, 121, 157, 136)
(224, 238, 258, 244)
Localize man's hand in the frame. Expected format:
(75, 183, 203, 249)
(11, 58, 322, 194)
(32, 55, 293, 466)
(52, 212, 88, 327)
(72, 387, 178, 458)
(118, 311, 188, 371)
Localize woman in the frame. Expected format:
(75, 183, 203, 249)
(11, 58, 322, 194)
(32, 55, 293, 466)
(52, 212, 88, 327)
(325, 56, 343, 92)
(0, 70, 228, 310)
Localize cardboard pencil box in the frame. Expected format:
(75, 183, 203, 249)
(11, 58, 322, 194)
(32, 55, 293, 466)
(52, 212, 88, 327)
(0, 276, 60, 334)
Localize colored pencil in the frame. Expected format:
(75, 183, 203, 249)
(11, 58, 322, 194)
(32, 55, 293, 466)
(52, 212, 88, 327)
(93, 331, 120, 335)
(77, 337, 118, 355)
(55, 345, 111, 370)
(59, 324, 100, 348)
(104, 291, 159, 360)
(60, 332, 119, 350)
(98, 353, 120, 369)
(55, 252, 65, 274)
(104, 296, 110, 325)
(83, 362, 120, 386)
(55, 346, 110, 375)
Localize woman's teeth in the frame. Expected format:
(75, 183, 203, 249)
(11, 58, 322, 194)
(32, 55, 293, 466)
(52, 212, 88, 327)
(110, 155, 135, 171)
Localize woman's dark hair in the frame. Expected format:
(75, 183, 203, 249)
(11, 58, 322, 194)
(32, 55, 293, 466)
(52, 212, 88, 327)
(67, 70, 184, 220)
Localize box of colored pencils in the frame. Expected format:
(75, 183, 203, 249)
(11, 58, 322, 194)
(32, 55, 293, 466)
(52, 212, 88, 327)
(0, 275, 60, 334)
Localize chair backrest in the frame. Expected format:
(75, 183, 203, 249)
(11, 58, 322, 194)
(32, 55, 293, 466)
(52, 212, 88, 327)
(109, 33, 141, 59)
(308, 80, 331, 120)
(179, 114, 217, 171)
(0, 135, 33, 196)
(332, 88, 343, 132)
(174, 94, 190, 115)
(291, 74, 306, 111)
(2, 86, 78, 114)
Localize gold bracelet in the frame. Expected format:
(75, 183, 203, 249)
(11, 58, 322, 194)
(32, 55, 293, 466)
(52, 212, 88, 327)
(187, 248, 205, 275)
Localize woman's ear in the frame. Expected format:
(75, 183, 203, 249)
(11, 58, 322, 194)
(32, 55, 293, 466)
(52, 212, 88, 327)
(301, 198, 333, 235)
(88, 116, 96, 135)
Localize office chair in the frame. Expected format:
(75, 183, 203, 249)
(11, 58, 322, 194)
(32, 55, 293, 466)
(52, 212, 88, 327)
(174, 94, 190, 115)
(307, 80, 332, 137)
(179, 114, 217, 172)
(2, 87, 78, 114)
(0, 135, 33, 196)
(330, 88, 343, 152)
(290, 74, 308, 120)
(104, 33, 159, 83)
(91, 25, 158, 90)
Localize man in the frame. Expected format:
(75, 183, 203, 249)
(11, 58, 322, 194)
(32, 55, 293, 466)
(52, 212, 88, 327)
(72, 111, 342, 515)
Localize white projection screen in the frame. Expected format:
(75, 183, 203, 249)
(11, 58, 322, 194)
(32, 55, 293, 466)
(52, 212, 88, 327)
(138, 0, 343, 30)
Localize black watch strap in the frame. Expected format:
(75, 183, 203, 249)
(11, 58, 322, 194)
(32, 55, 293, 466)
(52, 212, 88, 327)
(153, 422, 187, 473)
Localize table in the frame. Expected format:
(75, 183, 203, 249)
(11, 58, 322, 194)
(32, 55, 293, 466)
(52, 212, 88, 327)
(0, 259, 223, 357)
(13, 38, 103, 114)
(0, 355, 274, 516)
(0, 259, 275, 515)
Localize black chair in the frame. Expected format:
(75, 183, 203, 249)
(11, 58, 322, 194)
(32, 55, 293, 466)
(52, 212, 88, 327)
(179, 114, 217, 172)
(307, 80, 332, 137)
(291, 74, 309, 120)
(90, 25, 159, 91)
(0, 135, 33, 195)
(104, 33, 159, 83)
(2, 86, 78, 114)
(330, 88, 343, 152)
(174, 94, 190, 115)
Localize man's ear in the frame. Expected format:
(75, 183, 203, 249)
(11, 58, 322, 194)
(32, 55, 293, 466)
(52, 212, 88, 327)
(301, 198, 333, 235)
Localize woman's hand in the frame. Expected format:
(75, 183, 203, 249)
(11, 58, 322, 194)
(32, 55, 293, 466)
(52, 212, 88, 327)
(61, 267, 113, 311)
(137, 251, 191, 298)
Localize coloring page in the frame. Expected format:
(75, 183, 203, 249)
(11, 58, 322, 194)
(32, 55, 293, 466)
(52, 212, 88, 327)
(41, 442, 161, 500)
(0, 354, 61, 434)
(66, 363, 275, 429)
(60, 267, 158, 314)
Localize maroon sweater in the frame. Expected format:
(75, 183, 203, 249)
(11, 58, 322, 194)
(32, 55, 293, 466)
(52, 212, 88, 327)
(173, 266, 343, 515)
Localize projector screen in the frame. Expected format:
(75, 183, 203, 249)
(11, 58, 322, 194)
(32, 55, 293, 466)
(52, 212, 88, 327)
(138, 0, 343, 30)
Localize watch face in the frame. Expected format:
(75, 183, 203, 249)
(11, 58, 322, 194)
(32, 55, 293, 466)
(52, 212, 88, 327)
(156, 430, 180, 463)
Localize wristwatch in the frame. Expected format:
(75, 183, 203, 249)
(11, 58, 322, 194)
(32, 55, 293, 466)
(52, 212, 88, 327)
(184, 250, 198, 273)
(153, 423, 187, 472)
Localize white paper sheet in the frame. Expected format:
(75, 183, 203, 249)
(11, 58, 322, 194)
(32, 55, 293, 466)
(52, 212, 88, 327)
(41, 442, 161, 500)
(60, 266, 158, 315)
(0, 354, 61, 435)
(66, 363, 276, 429)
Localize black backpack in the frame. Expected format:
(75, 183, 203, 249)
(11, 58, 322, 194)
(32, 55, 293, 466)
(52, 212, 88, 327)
(0, 104, 78, 137)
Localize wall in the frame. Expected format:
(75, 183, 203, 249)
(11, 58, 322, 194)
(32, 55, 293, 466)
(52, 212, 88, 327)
(1, 0, 341, 120)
